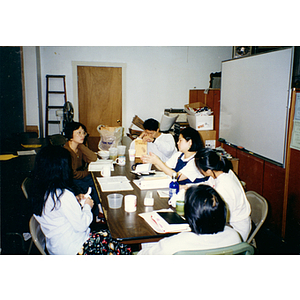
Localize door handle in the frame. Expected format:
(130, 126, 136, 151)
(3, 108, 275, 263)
(117, 120, 120, 123)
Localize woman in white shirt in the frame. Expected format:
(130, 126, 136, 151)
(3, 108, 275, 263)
(30, 145, 131, 255)
(195, 148, 251, 241)
(141, 127, 207, 185)
(138, 184, 241, 255)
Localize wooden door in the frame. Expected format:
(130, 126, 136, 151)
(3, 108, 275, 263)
(77, 66, 122, 139)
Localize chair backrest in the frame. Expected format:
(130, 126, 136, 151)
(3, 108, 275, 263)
(29, 216, 47, 255)
(173, 242, 255, 255)
(21, 177, 32, 199)
(49, 134, 67, 146)
(246, 191, 268, 244)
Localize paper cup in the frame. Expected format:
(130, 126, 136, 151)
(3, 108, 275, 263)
(117, 145, 126, 157)
(124, 194, 137, 212)
(128, 149, 136, 162)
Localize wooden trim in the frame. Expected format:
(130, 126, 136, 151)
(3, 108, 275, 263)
(282, 88, 297, 237)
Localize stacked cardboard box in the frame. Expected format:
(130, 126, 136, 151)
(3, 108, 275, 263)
(185, 102, 216, 149)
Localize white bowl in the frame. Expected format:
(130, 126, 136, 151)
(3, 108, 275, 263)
(98, 150, 109, 160)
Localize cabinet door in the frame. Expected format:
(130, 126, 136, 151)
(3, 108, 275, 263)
(263, 162, 285, 234)
(236, 151, 264, 195)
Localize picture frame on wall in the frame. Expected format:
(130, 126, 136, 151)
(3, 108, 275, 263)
(232, 46, 252, 58)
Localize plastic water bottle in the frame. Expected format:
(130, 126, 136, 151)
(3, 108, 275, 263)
(169, 172, 179, 199)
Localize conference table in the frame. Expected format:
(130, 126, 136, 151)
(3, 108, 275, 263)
(91, 150, 176, 245)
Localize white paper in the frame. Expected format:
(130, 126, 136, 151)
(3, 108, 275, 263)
(96, 176, 133, 192)
(88, 160, 113, 171)
(157, 189, 169, 198)
(139, 209, 190, 233)
(17, 150, 36, 156)
(290, 120, 300, 151)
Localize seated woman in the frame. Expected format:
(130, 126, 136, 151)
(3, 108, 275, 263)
(130, 118, 177, 162)
(138, 185, 241, 255)
(141, 127, 207, 185)
(195, 148, 251, 242)
(63, 121, 103, 219)
(30, 145, 131, 255)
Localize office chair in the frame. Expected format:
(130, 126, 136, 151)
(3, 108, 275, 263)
(173, 242, 254, 255)
(49, 134, 67, 146)
(28, 216, 47, 255)
(246, 191, 268, 247)
(21, 177, 32, 199)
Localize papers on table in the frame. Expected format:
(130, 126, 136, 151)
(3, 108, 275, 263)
(17, 150, 36, 156)
(139, 209, 191, 233)
(0, 154, 18, 161)
(21, 144, 42, 148)
(133, 172, 171, 190)
(88, 159, 113, 172)
(96, 176, 133, 192)
(157, 189, 169, 198)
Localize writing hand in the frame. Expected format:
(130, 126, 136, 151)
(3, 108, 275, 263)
(85, 197, 94, 209)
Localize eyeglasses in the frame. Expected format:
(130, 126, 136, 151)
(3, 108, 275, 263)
(75, 131, 87, 136)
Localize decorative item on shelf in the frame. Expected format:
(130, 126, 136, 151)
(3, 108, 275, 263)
(233, 46, 252, 58)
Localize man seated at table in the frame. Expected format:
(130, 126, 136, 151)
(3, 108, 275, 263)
(130, 118, 177, 162)
(138, 185, 241, 255)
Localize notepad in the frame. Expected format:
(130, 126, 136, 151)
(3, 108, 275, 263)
(139, 209, 190, 233)
(96, 176, 133, 192)
(133, 172, 170, 190)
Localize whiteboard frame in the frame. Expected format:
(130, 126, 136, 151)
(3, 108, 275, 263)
(219, 47, 294, 167)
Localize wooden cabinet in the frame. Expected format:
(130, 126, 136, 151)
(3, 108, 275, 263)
(189, 89, 221, 147)
(223, 143, 286, 235)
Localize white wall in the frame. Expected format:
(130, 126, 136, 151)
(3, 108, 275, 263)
(23, 46, 232, 136)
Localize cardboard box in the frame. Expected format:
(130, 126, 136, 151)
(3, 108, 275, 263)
(199, 130, 216, 149)
(187, 114, 214, 131)
(185, 102, 214, 131)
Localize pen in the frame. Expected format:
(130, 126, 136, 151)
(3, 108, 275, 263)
(84, 187, 92, 198)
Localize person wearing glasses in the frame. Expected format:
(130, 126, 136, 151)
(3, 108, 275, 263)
(64, 121, 104, 222)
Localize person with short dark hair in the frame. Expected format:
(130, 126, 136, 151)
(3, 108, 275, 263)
(130, 118, 177, 162)
(64, 121, 104, 219)
(195, 148, 251, 241)
(141, 127, 206, 185)
(138, 185, 241, 255)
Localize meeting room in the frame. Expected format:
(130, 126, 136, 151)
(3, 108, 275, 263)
(1, 45, 300, 257)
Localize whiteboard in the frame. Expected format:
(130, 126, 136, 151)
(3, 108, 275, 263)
(219, 48, 293, 166)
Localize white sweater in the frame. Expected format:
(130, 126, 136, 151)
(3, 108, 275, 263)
(138, 226, 241, 255)
(35, 189, 93, 255)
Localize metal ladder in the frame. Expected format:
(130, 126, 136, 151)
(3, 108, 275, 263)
(45, 75, 67, 137)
